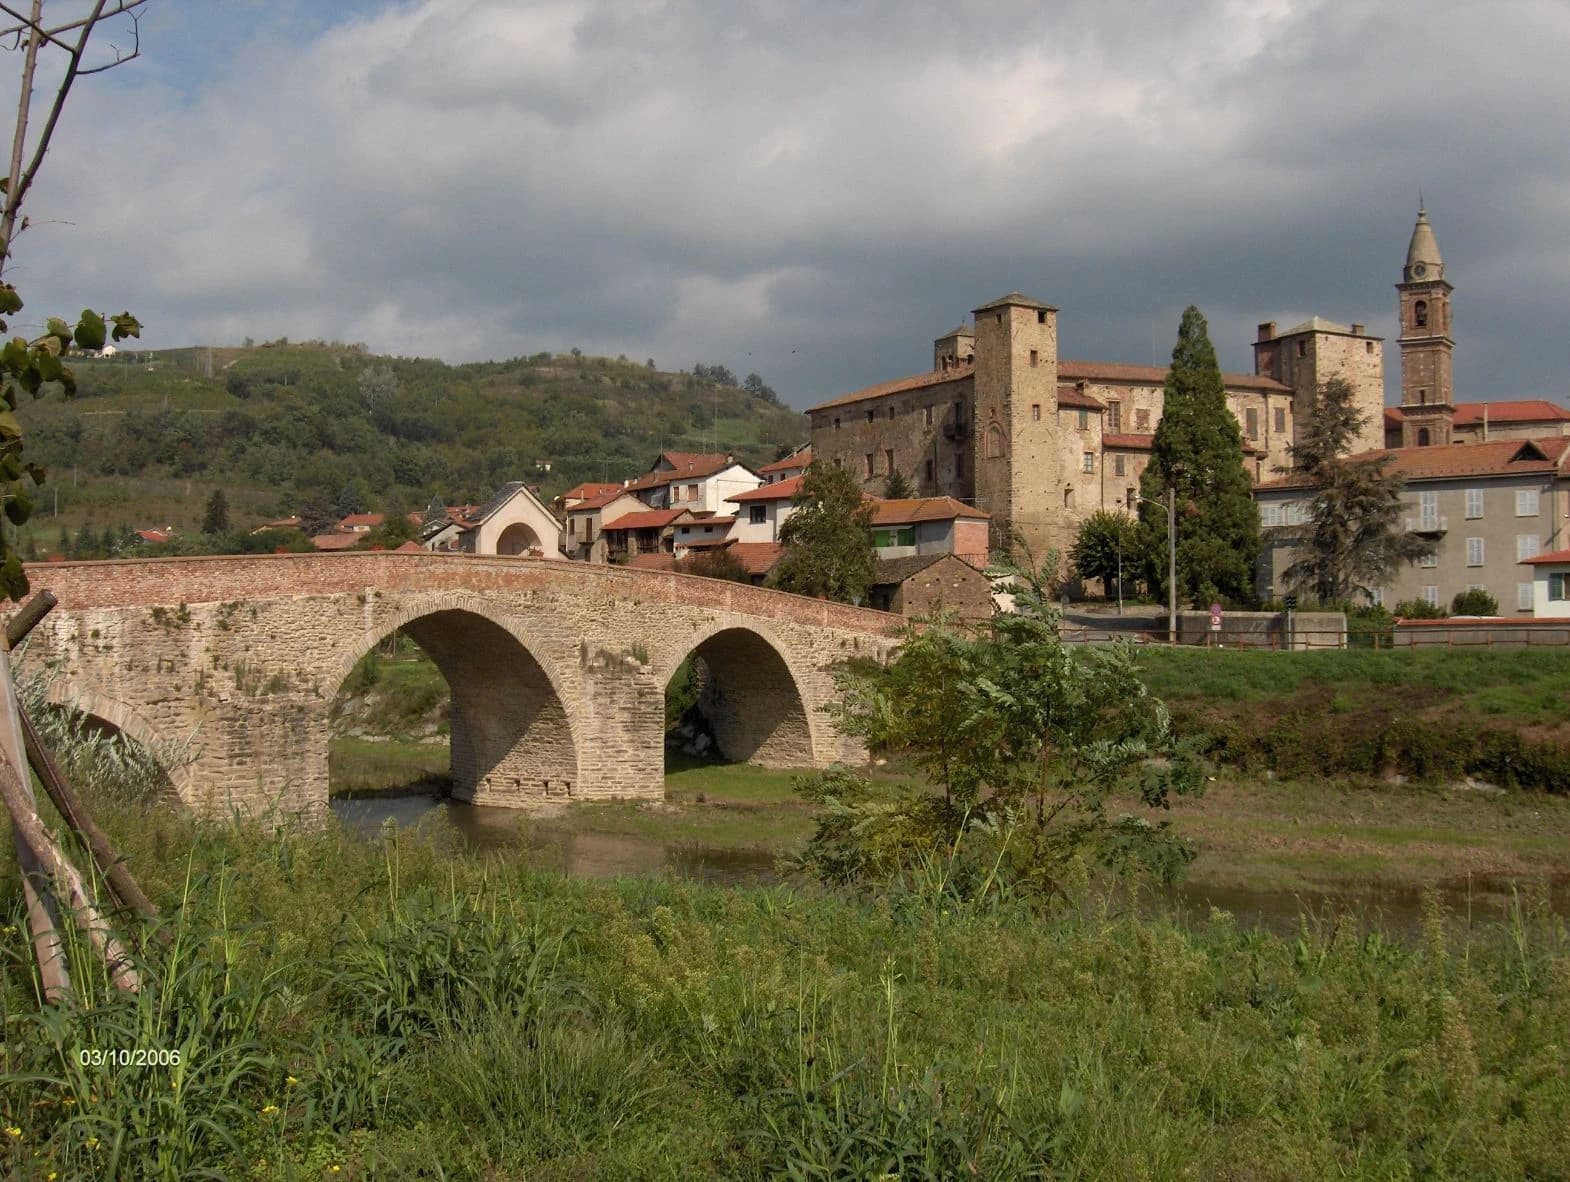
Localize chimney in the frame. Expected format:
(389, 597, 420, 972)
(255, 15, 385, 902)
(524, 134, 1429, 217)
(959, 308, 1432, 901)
(1351, 323, 1365, 335)
(1257, 321, 1276, 342)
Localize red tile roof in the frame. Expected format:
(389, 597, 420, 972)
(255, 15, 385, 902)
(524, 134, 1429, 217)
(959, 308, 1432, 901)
(728, 541, 785, 576)
(729, 473, 803, 502)
(1059, 359, 1290, 393)
(758, 448, 811, 474)
(622, 452, 739, 492)
(137, 528, 171, 544)
(868, 496, 989, 525)
(571, 488, 638, 511)
(393, 540, 425, 553)
(601, 509, 689, 531)
(338, 513, 384, 530)
(561, 482, 622, 501)
(1258, 437, 1570, 490)
(806, 366, 973, 413)
(312, 533, 360, 551)
(1102, 433, 1155, 450)
(1520, 547, 1570, 566)
(1383, 400, 1570, 428)
(1056, 385, 1105, 410)
(624, 552, 679, 571)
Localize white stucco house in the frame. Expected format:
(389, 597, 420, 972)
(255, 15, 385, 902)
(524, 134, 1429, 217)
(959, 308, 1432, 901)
(1520, 548, 1570, 618)
(421, 481, 565, 560)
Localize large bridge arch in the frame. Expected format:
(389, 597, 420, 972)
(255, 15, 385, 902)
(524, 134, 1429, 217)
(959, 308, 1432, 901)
(331, 599, 583, 806)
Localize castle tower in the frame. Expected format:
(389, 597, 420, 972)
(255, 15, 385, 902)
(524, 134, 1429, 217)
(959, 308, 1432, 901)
(1396, 204, 1455, 447)
(1253, 318, 1384, 461)
(969, 292, 1059, 557)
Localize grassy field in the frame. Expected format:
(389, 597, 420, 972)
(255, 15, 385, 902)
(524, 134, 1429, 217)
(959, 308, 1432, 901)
(5, 787, 1570, 1179)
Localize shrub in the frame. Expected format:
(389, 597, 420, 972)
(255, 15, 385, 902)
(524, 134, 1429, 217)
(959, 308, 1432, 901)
(1392, 598, 1447, 619)
(1451, 588, 1499, 616)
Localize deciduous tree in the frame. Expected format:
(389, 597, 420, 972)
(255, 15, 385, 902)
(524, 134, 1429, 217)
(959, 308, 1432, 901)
(771, 463, 875, 604)
(794, 549, 1202, 900)
(1070, 509, 1137, 594)
(1137, 306, 1260, 607)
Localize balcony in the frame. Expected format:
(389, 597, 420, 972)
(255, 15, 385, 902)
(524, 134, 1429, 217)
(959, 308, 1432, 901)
(1404, 515, 1448, 535)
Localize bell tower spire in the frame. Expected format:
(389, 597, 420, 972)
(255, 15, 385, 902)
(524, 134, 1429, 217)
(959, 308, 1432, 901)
(1396, 203, 1454, 446)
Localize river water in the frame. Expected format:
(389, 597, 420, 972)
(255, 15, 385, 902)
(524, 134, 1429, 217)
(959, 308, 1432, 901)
(331, 792, 1570, 939)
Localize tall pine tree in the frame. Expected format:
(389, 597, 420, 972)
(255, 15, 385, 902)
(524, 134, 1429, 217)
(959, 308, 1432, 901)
(1138, 306, 1261, 606)
(1279, 376, 1432, 602)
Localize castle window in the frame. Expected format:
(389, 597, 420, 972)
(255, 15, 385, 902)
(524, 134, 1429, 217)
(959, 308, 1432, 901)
(834, 417, 841, 430)
(1416, 428, 1431, 447)
(864, 453, 874, 477)
(1245, 408, 1259, 439)
(923, 406, 934, 428)
(954, 449, 964, 478)
(1114, 454, 1126, 477)
(888, 405, 896, 420)
(1082, 451, 1094, 474)
(1031, 404, 1041, 421)
(924, 458, 934, 483)
(1077, 410, 1089, 430)
(866, 410, 874, 423)
(1108, 401, 1121, 432)
(1136, 408, 1150, 431)
(1366, 341, 1374, 354)
(1274, 407, 1286, 433)
(1029, 349, 1039, 367)
(984, 424, 1005, 459)
(1415, 300, 1428, 328)
(1037, 310, 1047, 324)
(884, 448, 895, 474)
(1296, 340, 1306, 359)
(1064, 486, 1075, 508)
(1419, 389, 1429, 405)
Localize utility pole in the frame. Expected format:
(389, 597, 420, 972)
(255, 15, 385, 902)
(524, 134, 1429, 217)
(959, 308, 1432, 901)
(1167, 486, 1177, 646)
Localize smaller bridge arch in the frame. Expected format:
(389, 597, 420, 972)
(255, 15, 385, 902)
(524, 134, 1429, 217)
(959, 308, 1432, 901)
(333, 599, 582, 806)
(659, 620, 819, 768)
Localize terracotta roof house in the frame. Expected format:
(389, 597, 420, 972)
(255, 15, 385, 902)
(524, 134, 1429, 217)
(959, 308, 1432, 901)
(311, 532, 359, 551)
(420, 481, 565, 560)
(868, 553, 993, 619)
(562, 489, 646, 563)
(601, 508, 693, 563)
(866, 497, 991, 567)
(726, 473, 804, 543)
(338, 512, 385, 533)
(620, 451, 763, 513)
(757, 447, 812, 483)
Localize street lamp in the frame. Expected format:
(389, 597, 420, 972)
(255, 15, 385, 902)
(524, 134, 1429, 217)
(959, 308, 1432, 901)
(1131, 488, 1177, 645)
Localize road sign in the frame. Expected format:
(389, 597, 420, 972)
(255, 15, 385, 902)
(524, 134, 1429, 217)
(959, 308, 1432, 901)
(1209, 602, 1222, 632)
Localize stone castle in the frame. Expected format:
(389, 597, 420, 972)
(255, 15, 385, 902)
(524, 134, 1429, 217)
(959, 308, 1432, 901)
(806, 211, 1460, 559)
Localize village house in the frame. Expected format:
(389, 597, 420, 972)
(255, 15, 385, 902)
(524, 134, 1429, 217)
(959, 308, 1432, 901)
(601, 508, 692, 563)
(868, 497, 990, 567)
(1520, 548, 1570, 619)
(672, 513, 736, 555)
(725, 475, 802, 543)
(867, 553, 995, 619)
(622, 451, 763, 513)
(562, 488, 645, 562)
(756, 447, 811, 484)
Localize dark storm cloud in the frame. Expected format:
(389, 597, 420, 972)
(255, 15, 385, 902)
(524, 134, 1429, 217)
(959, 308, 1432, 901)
(9, 0, 1567, 406)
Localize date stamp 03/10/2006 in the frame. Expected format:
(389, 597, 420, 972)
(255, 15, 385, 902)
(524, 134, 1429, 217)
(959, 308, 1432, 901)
(74, 1048, 183, 1068)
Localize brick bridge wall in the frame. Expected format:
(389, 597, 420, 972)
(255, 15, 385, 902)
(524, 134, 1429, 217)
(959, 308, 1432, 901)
(10, 553, 896, 818)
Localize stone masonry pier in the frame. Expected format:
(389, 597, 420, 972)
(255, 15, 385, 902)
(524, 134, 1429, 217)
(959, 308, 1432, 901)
(9, 553, 896, 818)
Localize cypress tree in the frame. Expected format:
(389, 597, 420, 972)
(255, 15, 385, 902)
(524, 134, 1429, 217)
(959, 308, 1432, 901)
(1138, 306, 1261, 606)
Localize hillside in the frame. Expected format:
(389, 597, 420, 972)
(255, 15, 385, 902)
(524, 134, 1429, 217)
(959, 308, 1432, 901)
(12, 342, 807, 548)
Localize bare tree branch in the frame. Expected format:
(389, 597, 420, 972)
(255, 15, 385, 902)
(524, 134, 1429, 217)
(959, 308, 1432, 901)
(0, 0, 144, 45)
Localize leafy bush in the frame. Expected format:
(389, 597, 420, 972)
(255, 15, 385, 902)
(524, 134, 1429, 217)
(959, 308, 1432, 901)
(1451, 587, 1499, 616)
(1393, 598, 1447, 619)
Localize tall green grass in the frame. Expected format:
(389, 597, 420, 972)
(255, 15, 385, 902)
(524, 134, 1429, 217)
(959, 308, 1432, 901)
(3, 717, 1570, 1177)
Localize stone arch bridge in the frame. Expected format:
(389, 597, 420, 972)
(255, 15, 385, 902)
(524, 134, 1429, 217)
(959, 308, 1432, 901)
(10, 553, 896, 817)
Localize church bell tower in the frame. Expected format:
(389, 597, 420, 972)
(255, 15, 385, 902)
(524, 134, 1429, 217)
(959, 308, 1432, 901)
(1396, 204, 1455, 447)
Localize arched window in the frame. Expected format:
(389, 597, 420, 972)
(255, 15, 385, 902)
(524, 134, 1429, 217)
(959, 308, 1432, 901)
(984, 423, 1005, 459)
(1414, 300, 1428, 328)
(1417, 427, 1431, 447)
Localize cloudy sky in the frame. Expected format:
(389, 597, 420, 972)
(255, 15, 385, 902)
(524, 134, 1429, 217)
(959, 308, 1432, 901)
(6, 0, 1567, 409)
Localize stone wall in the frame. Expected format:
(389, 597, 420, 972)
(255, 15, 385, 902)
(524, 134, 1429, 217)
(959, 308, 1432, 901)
(14, 553, 895, 817)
